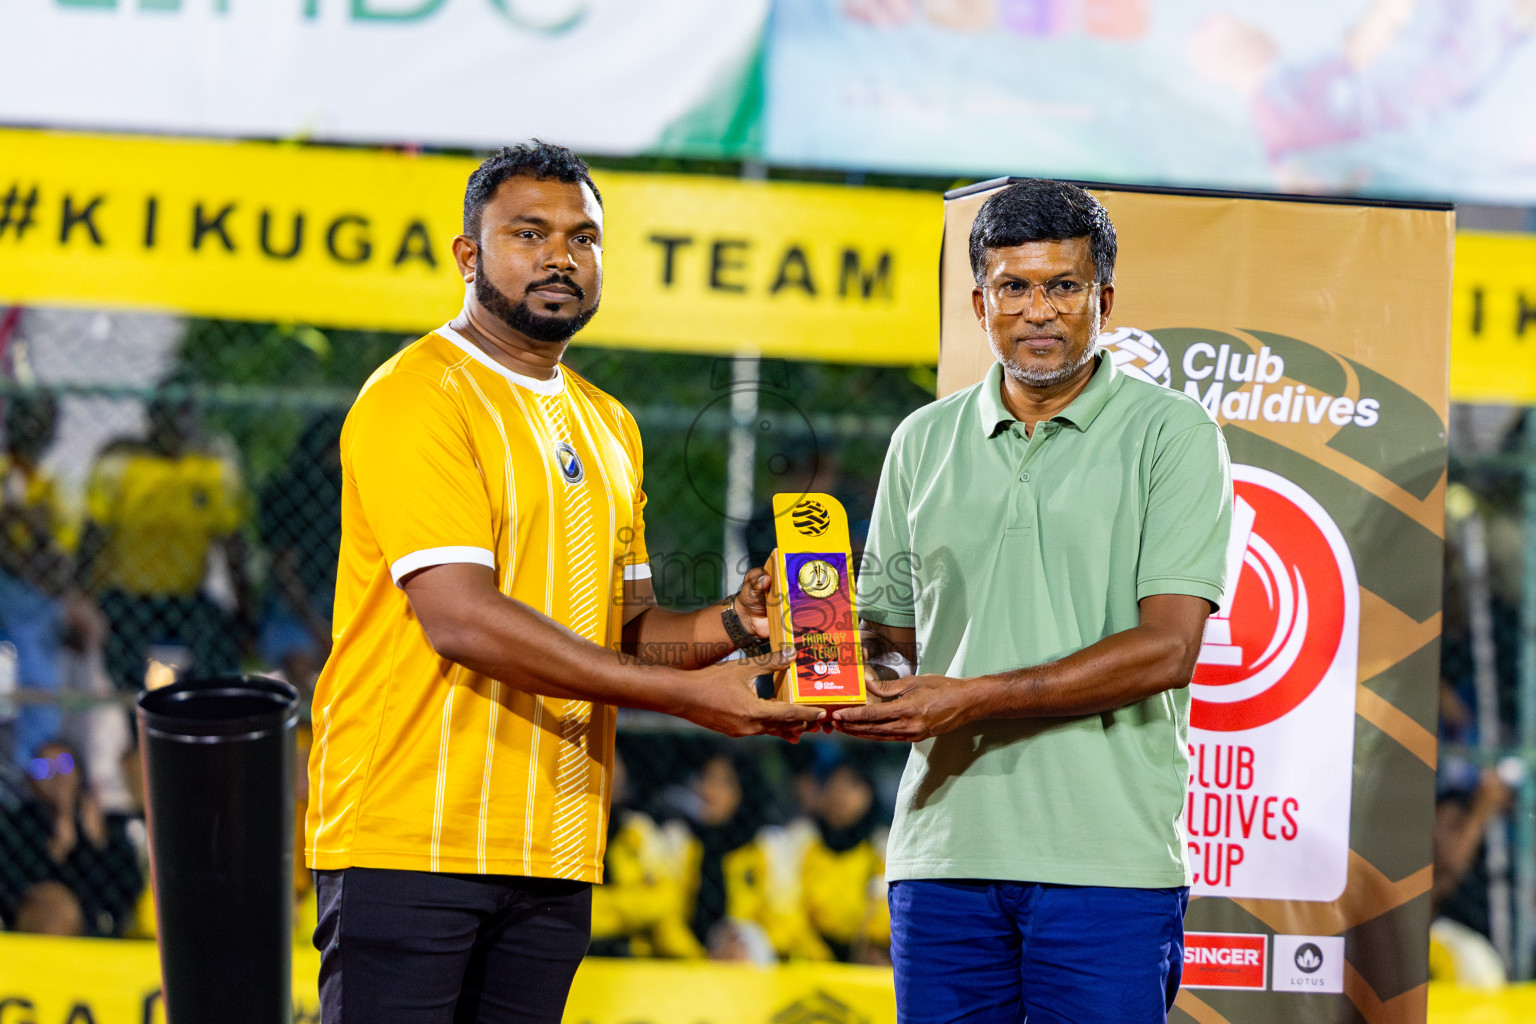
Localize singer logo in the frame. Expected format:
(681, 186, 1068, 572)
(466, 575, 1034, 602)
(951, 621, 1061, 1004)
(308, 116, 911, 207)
(1192, 466, 1353, 732)
(1182, 933, 1268, 990)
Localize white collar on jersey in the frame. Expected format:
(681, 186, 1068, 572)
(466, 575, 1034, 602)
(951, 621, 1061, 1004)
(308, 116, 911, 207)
(435, 322, 567, 397)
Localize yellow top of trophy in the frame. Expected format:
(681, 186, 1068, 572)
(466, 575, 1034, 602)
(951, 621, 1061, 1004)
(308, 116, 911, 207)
(771, 492, 853, 554)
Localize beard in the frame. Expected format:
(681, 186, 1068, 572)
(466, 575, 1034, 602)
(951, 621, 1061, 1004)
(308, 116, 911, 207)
(993, 308, 1102, 389)
(475, 254, 599, 344)
(995, 337, 1099, 389)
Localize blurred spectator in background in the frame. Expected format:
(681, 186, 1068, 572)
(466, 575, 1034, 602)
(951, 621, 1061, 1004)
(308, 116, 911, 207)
(78, 391, 251, 690)
(1430, 766, 1514, 988)
(116, 740, 156, 940)
(801, 760, 890, 963)
(257, 411, 345, 700)
(0, 392, 73, 764)
(705, 918, 777, 966)
(676, 750, 775, 947)
(0, 738, 141, 936)
(13, 879, 85, 937)
(591, 753, 705, 958)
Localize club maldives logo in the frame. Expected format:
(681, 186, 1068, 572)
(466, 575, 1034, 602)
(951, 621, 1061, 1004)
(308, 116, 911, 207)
(1191, 465, 1358, 731)
(1102, 326, 1172, 388)
(791, 499, 831, 537)
(1098, 327, 1382, 429)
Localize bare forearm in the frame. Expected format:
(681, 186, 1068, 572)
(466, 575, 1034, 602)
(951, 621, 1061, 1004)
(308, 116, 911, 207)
(622, 604, 735, 669)
(837, 594, 1210, 741)
(405, 563, 818, 739)
(427, 589, 693, 712)
(971, 625, 1202, 719)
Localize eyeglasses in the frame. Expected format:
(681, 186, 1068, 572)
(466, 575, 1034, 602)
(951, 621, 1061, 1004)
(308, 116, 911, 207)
(990, 278, 1097, 316)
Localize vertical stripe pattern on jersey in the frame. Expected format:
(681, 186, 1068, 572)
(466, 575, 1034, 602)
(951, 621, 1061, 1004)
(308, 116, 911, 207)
(539, 391, 601, 877)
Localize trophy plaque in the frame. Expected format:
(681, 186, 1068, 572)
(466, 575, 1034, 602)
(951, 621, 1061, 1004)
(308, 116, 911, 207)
(766, 492, 867, 707)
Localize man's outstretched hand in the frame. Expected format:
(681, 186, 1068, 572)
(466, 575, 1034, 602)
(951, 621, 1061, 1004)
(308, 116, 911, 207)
(732, 560, 776, 639)
(683, 647, 824, 742)
(830, 673, 980, 742)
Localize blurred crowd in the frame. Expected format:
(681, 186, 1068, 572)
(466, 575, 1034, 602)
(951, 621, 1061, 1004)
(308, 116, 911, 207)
(0, 384, 894, 964)
(5, 383, 1532, 978)
(1430, 408, 1533, 987)
(0, 386, 331, 942)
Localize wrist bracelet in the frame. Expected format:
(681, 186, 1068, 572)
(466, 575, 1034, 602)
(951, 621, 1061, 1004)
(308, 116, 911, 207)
(721, 595, 772, 657)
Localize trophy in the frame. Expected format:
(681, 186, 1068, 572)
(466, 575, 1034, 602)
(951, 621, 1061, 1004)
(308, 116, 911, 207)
(766, 492, 868, 707)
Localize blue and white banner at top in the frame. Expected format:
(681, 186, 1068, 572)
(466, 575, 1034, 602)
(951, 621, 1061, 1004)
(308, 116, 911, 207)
(762, 0, 1536, 204)
(0, 0, 767, 158)
(3, 0, 1535, 203)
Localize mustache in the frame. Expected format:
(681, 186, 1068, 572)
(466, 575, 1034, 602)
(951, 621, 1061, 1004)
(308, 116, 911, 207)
(526, 274, 585, 301)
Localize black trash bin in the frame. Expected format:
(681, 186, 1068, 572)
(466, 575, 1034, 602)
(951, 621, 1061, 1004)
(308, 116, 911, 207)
(136, 675, 301, 1024)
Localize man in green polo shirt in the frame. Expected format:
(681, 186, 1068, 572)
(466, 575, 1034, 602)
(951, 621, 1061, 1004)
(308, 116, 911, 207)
(835, 180, 1232, 1024)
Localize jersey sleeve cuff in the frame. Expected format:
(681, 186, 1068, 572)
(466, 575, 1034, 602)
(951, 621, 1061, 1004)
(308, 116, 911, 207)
(622, 562, 652, 581)
(859, 606, 917, 629)
(1136, 577, 1225, 612)
(390, 546, 497, 586)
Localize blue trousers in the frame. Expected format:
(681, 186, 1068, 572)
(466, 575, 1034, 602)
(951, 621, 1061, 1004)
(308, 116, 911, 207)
(889, 880, 1188, 1024)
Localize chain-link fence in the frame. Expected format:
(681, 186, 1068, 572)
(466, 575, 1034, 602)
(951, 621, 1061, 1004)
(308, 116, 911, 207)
(0, 305, 924, 961)
(9, 306, 1535, 974)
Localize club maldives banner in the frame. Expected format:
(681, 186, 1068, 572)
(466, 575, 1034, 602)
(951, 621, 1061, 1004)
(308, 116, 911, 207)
(766, 0, 1536, 204)
(940, 183, 1452, 1023)
(0, 0, 766, 158)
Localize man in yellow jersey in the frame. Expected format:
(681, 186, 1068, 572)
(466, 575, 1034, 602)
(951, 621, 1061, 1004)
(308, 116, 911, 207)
(306, 141, 823, 1024)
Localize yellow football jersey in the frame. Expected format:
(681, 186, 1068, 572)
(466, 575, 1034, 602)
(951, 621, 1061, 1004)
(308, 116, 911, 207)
(306, 325, 649, 882)
(84, 446, 245, 596)
(0, 455, 75, 554)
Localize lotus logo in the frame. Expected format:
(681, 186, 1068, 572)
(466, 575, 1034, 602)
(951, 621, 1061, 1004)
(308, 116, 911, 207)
(1294, 943, 1323, 974)
(791, 500, 831, 537)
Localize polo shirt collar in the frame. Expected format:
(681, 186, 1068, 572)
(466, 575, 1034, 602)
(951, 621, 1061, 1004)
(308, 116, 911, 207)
(978, 349, 1121, 439)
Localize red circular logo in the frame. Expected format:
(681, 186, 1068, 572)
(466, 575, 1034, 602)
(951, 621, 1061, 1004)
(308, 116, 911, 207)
(1191, 469, 1350, 731)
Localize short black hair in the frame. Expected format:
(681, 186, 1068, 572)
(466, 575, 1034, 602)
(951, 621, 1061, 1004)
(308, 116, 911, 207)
(463, 140, 602, 240)
(968, 179, 1116, 285)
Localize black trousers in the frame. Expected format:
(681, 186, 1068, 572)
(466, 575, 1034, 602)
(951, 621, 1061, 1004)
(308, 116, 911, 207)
(313, 867, 592, 1024)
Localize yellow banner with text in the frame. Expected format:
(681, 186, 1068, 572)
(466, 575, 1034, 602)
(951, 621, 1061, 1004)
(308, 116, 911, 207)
(0, 931, 1531, 1024)
(1450, 230, 1536, 404)
(0, 934, 897, 1024)
(1, 128, 1534, 391)
(0, 129, 940, 366)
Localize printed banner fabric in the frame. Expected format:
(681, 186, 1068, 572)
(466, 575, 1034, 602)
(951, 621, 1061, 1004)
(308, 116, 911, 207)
(0, 933, 896, 1023)
(0, 0, 767, 158)
(0, 128, 940, 365)
(766, 0, 1536, 205)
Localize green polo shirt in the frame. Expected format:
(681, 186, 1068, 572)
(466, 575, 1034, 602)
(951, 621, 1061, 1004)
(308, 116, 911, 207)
(860, 353, 1232, 887)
